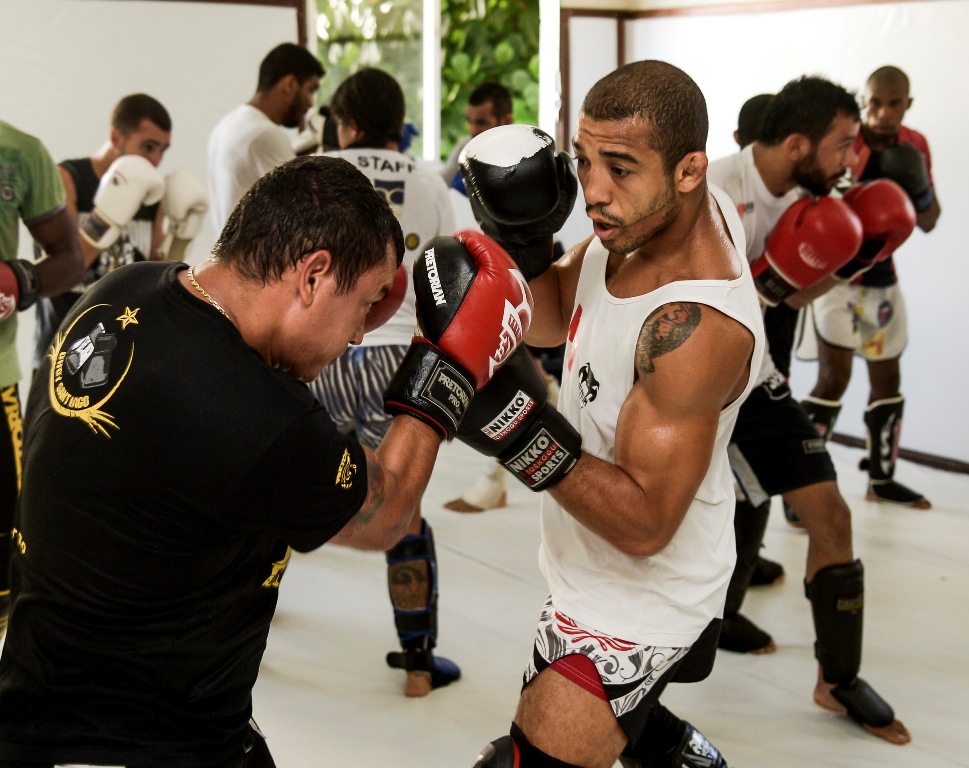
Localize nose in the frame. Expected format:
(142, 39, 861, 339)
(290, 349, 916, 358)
(581, 165, 609, 209)
(845, 142, 859, 168)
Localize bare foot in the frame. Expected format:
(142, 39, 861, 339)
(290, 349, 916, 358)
(405, 670, 433, 697)
(813, 676, 912, 745)
(748, 638, 777, 654)
(443, 492, 507, 513)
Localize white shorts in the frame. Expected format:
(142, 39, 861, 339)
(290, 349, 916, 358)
(808, 282, 907, 361)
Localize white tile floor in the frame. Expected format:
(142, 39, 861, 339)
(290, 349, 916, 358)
(253, 439, 969, 767)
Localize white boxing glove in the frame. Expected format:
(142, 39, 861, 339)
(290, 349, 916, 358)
(158, 169, 208, 261)
(81, 155, 164, 250)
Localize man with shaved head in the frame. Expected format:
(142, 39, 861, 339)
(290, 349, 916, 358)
(802, 65, 941, 509)
(459, 60, 765, 768)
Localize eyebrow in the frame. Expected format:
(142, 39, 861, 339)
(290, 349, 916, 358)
(572, 140, 641, 166)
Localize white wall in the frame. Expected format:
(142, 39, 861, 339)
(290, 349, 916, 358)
(566, 0, 969, 463)
(3, 0, 302, 393)
(5, 0, 966, 462)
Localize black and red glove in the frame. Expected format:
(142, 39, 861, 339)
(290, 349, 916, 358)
(384, 231, 533, 440)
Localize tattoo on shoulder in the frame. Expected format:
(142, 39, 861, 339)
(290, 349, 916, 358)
(636, 302, 702, 376)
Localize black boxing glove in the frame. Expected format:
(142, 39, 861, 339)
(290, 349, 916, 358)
(879, 143, 934, 213)
(459, 124, 577, 281)
(457, 347, 581, 491)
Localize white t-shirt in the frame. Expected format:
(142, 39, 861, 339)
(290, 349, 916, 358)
(707, 144, 806, 386)
(538, 184, 766, 647)
(326, 148, 456, 346)
(207, 104, 295, 233)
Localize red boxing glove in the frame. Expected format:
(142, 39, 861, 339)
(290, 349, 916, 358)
(0, 259, 41, 322)
(750, 196, 863, 306)
(835, 180, 916, 281)
(384, 231, 533, 439)
(364, 263, 407, 334)
(417, 230, 532, 388)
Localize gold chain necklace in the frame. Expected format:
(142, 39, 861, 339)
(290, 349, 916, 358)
(187, 265, 228, 318)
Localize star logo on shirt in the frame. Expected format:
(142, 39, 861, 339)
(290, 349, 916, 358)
(117, 307, 140, 329)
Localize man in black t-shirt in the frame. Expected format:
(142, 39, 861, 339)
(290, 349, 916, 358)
(0, 155, 533, 767)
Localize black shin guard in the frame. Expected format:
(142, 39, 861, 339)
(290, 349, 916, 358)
(805, 562, 895, 728)
(718, 498, 773, 653)
(724, 498, 771, 616)
(801, 396, 842, 442)
(862, 395, 929, 506)
(864, 396, 904, 482)
(385, 520, 460, 687)
(805, 560, 865, 685)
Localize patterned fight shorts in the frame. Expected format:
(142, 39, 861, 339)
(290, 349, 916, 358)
(308, 345, 407, 450)
(523, 596, 689, 743)
(810, 282, 907, 361)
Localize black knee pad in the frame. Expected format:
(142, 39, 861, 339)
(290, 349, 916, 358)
(472, 724, 585, 768)
(805, 559, 864, 684)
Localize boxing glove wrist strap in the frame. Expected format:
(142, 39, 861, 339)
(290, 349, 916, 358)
(384, 341, 475, 440)
(10, 259, 41, 310)
(496, 405, 581, 491)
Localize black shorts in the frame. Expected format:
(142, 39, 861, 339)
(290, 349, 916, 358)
(729, 373, 836, 502)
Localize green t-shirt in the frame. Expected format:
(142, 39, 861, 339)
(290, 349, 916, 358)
(0, 119, 66, 386)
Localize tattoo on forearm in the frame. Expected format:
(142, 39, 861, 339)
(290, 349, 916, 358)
(346, 459, 386, 533)
(636, 302, 701, 376)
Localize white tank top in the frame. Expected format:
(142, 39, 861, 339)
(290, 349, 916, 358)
(537, 184, 766, 646)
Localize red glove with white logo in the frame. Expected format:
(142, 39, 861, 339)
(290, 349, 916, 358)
(750, 196, 863, 306)
(384, 230, 533, 439)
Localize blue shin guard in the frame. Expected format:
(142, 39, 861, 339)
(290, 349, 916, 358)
(385, 520, 460, 692)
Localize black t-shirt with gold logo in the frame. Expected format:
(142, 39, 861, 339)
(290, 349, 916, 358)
(0, 261, 367, 765)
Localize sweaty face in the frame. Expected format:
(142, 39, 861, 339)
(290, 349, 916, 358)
(793, 113, 859, 195)
(572, 115, 680, 255)
(862, 79, 912, 149)
(117, 119, 171, 167)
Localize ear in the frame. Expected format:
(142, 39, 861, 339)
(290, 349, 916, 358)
(340, 119, 363, 147)
(674, 151, 708, 194)
(733, 130, 742, 147)
(109, 127, 123, 151)
(783, 133, 811, 162)
(297, 249, 335, 306)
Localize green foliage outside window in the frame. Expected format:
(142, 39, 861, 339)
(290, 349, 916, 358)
(440, 0, 540, 159)
(315, 0, 540, 162)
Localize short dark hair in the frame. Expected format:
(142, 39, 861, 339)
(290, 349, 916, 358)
(111, 93, 171, 134)
(469, 82, 513, 119)
(257, 43, 324, 92)
(213, 155, 404, 292)
(330, 68, 405, 149)
(868, 65, 910, 94)
(759, 76, 860, 146)
(580, 60, 708, 175)
(736, 93, 773, 148)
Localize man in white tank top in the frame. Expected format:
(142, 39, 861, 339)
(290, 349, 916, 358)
(458, 62, 765, 768)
